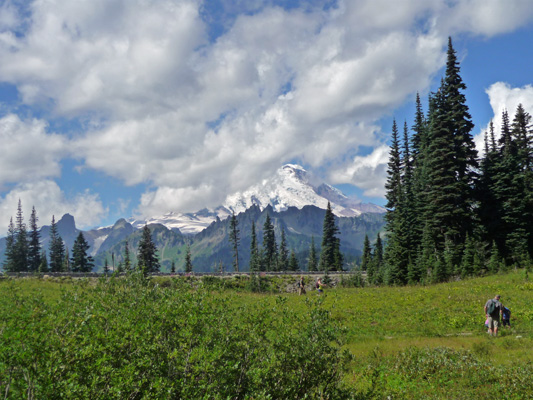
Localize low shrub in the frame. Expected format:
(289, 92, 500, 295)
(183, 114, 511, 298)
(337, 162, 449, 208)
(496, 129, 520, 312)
(0, 276, 351, 399)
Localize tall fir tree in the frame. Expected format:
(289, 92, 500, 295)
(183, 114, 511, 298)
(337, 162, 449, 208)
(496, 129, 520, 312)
(361, 234, 372, 273)
(385, 120, 403, 228)
(228, 212, 240, 272)
(478, 120, 502, 251)
(427, 37, 478, 259)
(170, 260, 176, 274)
(318, 202, 342, 272)
(411, 93, 430, 255)
(384, 120, 409, 284)
(262, 214, 277, 271)
(137, 225, 160, 276)
(511, 104, 533, 261)
(28, 206, 41, 272)
(48, 216, 65, 273)
(71, 232, 94, 272)
(288, 249, 299, 271)
(185, 244, 193, 273)
(492, 109, 528, 265)
(3, 218, 16, 272)
(13, 199, 29, 272)
(249, 221, 261, 272)
(371, 233, 384, 285)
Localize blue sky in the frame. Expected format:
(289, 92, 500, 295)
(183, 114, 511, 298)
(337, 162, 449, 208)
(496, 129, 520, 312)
(1, 0, 533, 233)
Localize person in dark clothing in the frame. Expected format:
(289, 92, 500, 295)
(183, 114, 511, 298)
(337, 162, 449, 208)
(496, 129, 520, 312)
(297, 276, 306, 295)
(484, 294, 503, 336)
(502, 306, 511, 327)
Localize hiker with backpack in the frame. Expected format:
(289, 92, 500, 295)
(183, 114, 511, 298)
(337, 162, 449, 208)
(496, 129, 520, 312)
(484, 294, 503, 337)
(297, 276, 306, 295)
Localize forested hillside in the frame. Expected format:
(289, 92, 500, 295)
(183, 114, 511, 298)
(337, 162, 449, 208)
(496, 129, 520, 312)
(370, 38, 533, 285)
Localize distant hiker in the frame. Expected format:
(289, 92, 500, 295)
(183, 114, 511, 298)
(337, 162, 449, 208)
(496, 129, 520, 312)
(297, 276, 306, 295)
(316, 278, 325, 294)
(484, 294, 503, 336)
(502, 306, 511, 328)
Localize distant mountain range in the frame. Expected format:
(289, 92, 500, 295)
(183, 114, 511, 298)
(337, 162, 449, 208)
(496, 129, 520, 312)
(0, 164, 386, 272)
(130, 164, 385, 234)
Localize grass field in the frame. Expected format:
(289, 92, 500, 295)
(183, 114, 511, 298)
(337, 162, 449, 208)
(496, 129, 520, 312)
(1, 270, 532, 399)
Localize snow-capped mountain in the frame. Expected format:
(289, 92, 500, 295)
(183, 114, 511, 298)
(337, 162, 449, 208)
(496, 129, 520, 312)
(131, 164, 385, 234)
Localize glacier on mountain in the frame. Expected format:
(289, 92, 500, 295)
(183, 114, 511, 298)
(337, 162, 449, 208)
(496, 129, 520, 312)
(131, 164, 385, 234)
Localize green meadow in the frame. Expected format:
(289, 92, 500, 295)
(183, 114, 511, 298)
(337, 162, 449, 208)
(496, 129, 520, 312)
(1, 271, 533, 399)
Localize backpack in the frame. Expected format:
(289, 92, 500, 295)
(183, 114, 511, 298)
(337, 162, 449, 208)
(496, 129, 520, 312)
(487, 300, 496, 315)
(315, 281, 320, 289)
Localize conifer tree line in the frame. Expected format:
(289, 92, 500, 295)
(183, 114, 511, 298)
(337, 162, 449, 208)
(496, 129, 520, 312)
(3, 202, 95, 273)
(374, 37, 533, 285)
(3, 199, 344, 274)
(248, 201, 342, 273)
(2, 203, 159, 275)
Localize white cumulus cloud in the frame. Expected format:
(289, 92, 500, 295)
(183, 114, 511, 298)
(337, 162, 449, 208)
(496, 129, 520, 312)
(0, 114, 65, 188)
(1, 0, 533, 221)
(0, 180, 107, 234)
(474, 82, 533, 152)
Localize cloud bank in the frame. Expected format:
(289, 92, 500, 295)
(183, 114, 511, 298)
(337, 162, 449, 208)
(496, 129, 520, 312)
(0, 0, 533, 223)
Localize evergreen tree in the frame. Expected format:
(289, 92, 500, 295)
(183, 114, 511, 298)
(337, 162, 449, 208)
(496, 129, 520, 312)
(249, 222, 261, 272)
(511, 104, 533, 261)
(319, 202, 342, 272)
(103, 258, 110, 274)
(385, 120, 403, 228)
(3, 218, 16, 272)
(137, 225, 160, 275)
(402, 121, 417, 263)
(425, 85, 462, 252)
(487, 241, 502, 274)
(71, 232, 94, 272)
(361, 235, 372, 272)
(307, 236, 318, 271)
(492, 108, 529, 265)
(371, 233, 384, 284)
(185, 244, 193, 273)
(414, 222, 436, 283)
(262, 214, 277, 271)
(478, 121, 502, 252)
(171, 260, 176, 274)
(426, 38, 478, 257)
(411, 93, 430, 252)
(384, 119, 410, 284)
(228, 212, 240, 272)
(278, 228, 289, 271)
(28, 206, 41, 272)
(48, 216, 65, 273)
(13, 199, 29, 272)
(432, 254, 447, 284)
(288, 250, 299, 271)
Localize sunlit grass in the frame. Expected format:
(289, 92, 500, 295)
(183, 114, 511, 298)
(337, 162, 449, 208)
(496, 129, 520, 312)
(2, 269, 532, 398)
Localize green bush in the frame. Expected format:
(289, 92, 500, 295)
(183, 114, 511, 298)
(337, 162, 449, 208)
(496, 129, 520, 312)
(0, 276, 351, 399)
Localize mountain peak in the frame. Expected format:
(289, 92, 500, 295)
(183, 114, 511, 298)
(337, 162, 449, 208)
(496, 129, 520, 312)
(133, 164, 385, 234)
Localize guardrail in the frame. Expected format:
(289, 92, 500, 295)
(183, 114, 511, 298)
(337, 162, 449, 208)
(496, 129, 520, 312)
(2, 270, 359, 278)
